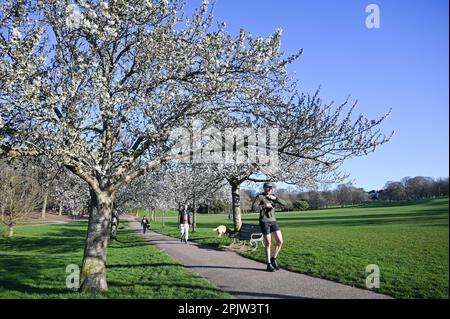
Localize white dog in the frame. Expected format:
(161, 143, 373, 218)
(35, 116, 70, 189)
(213, 225, 230, 238)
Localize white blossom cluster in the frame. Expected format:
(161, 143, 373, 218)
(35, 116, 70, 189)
(2, 0, 301, 193)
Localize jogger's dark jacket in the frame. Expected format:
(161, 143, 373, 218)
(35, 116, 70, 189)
(252, 193, 287, 223)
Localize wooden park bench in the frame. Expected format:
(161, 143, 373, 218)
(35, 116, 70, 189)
(229, 224, 265, 251)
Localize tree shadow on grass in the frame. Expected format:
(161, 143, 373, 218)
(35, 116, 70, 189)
(0, 223, 93, 297)
(0, 254, 79, 297)
(0, 278, 72, 296)
(0, 224, 87, 254)
(1, 221, 208, 298)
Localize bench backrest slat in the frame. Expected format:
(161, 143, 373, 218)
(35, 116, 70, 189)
(237, 224, 262, 240)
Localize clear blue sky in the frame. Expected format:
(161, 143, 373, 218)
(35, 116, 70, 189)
(200, 0, 449, 190)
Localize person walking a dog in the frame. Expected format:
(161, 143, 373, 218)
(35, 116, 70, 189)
(252, 182, 287, 272)
(178, 204, 192, 244)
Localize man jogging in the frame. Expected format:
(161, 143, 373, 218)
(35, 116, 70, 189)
(141, 215, 150, 234)
(178, 204, 192, 244)
(252, 182, 286, 272)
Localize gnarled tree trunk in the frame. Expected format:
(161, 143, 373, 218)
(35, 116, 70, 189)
(79, 192, 113, 293)
(231, 181, 242, 231)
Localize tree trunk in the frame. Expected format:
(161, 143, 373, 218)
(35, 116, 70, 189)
(231, 182, 242, 231)
(162, 210, 165, 227)
(7, 225, 13, 237)
(192, 193, 197, 232)
(41, 191, 48, 219)
(88, 187, 97, 216)
(58, 203, 63, 216)
(79, 192, 113, 293)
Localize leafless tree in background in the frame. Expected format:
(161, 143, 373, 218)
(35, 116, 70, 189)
(0, 166, 42, 237)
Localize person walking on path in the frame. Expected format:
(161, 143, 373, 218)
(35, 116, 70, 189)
(252, 182, 287, 272)
(178, 204, 192, 244)
(110, 211, 120, 240)
(141, 215, 150, 234)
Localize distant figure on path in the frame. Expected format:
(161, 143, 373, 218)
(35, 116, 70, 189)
(110, 211, 120, 240)
(252, 182, 287, 272)
(178, 204, 192, 244)
(141, 215, 150, 234)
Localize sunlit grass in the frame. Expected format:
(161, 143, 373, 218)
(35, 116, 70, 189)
(0, 221, 230, 299)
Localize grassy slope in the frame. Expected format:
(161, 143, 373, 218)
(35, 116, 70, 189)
(146, 198, 449, 299)
(0, 221, 230, 299)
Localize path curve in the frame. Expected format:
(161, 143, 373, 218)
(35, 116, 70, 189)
(125, 216, 392, 299)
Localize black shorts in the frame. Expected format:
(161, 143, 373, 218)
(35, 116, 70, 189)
(259, 221, 280, 235)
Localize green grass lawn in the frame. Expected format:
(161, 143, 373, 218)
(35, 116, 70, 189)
(146, 198, 449, 299)
(0, 221, 230, 299)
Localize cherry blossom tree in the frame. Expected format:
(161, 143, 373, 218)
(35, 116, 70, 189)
(197, 91, 392, 231)
(160, 163, 225, 231)
(50, 167, 90, 216)
(1, 0, 299, 292)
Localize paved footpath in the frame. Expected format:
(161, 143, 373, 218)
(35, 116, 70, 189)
(125, 216, 392, 299)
